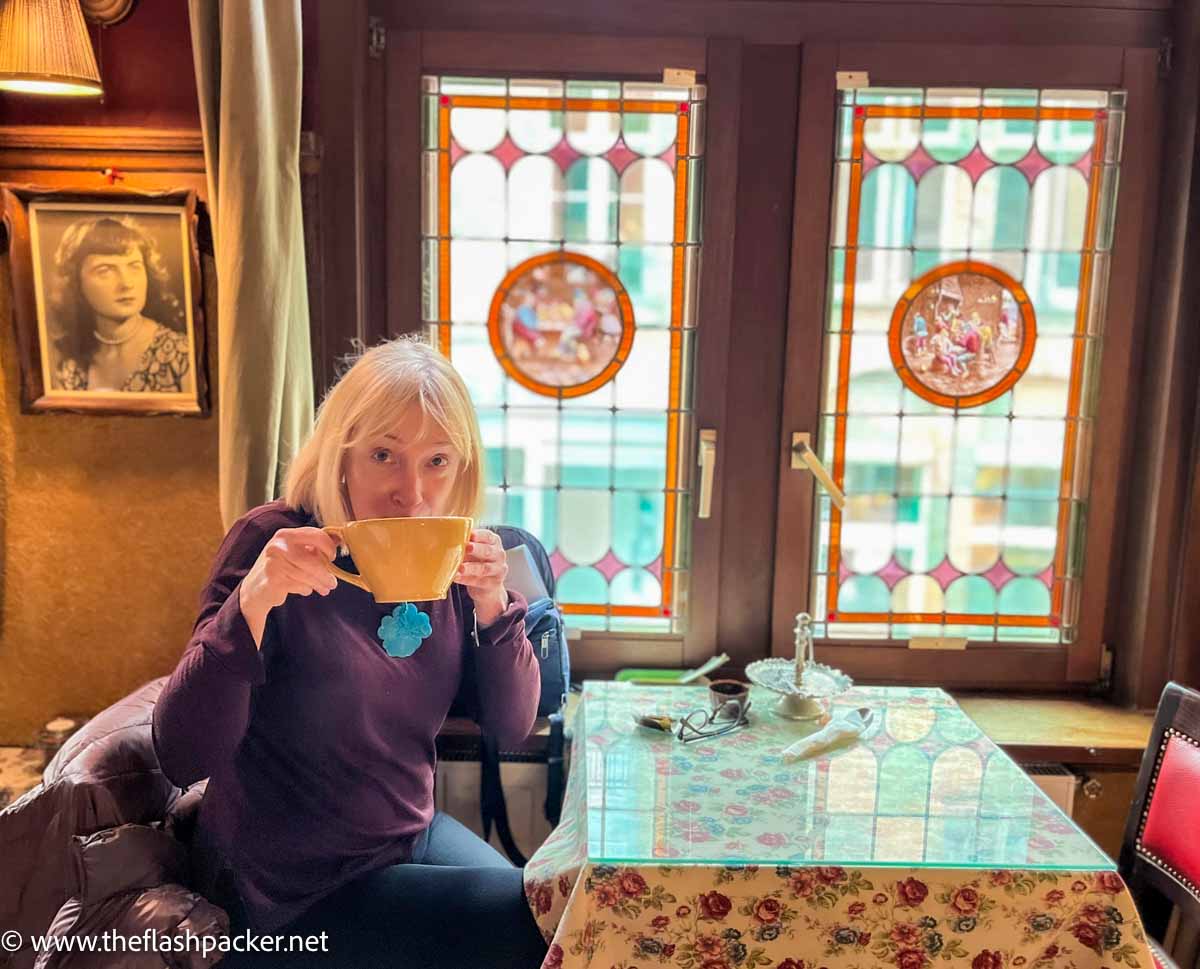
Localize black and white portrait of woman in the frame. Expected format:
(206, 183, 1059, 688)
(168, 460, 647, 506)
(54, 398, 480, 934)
(30, 203, 199, 400)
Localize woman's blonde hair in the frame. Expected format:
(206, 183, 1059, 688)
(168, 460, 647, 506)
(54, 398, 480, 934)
(284, 336, 485, 526)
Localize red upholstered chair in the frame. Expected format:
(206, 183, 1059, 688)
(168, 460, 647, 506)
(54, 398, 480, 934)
(1119, 682, 1200, 969)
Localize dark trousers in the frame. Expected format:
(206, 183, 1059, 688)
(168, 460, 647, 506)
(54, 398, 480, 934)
(217, 812, 549, 969)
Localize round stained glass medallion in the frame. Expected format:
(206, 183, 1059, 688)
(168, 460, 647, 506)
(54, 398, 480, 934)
(888, 261, 1037, 409)
(487, 252, 635, 398)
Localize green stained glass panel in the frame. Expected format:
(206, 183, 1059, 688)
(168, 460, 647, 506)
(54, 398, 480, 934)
(972, 167, 1029, 250)
(1037, 120, 1095, 163)
(978, 118, 1035, 164)
(860, 165, 916, 247)
(509, 110, 563, 153)
(610, 568, 661, 607)
(613, 490, 664, 567)
(923, 118, 978, 163)
(618, 245, 672, 326)
(915, 166, 972, 248)
(564, 158, 618, 242)
(623, 112, 676, 156)
(561, 410, 612, 488)
(557, 566, 607, 604)
(840, 575, 891, 612)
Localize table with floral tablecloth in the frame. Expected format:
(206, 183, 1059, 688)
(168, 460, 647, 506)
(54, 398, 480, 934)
(523, 682, 1151, 969)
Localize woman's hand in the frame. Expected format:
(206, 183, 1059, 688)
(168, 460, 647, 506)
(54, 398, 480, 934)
(455, 528, 509, 627)
(239, 527, 339, 648)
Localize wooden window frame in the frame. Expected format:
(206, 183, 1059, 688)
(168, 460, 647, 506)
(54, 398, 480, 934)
(770, 43, 1166, 691)
(380, 29, 736, 676)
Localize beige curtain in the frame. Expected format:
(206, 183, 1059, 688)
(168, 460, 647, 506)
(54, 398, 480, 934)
(188, 0, 314, 529)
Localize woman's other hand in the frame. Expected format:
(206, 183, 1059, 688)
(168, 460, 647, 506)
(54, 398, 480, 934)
(239, 527, 339, 647)
(455, 528, 509, 627)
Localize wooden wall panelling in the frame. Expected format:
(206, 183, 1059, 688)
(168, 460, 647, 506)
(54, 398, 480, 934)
(314, 0, 370, 395)
(1113, 0, 1200, 708)
(685, 36, 742, 667)
(417, 31, 706, 75)
(300, 132, 327, 402)
(385, 29, 423, 339)
(389, 0, 1168, 49)
(770, 43, 836, 660)
(1172, 390, 1200, 690)
(0, 2, 200, 130)
(364, 13, 388, 349)
(1070, 47, 1165, 684)
(714, 44, 800, 676)
(836, 43, 1126, 87)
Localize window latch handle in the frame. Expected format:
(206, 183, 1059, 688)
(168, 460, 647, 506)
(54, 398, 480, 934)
(791, 432, 846, 509)
(697, 429, 717, 519)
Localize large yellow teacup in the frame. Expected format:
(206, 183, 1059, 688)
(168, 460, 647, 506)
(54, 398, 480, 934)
(322, 516, 473, 602)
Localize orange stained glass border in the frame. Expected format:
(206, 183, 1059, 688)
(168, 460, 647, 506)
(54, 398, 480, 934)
(561, 603, 668, 618)
(887, 261, 1038, 410)
(659, 107, 690, 618)
(437, 100, 452, 355)
(435, 93, 693, 620)
(825, 101, 1109, 632)
(1052, 113, 1108, 619)
(443, 95, 684, 114)
(486, 252, 637, 399)
(860, 105, 1100, 122)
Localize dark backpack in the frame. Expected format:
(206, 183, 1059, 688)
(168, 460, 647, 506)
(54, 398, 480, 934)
(492, 525, 569, 719)
(453, 525, 569, 866)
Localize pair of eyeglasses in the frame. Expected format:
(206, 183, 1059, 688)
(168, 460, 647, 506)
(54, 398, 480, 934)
(674, 698, 752, 743)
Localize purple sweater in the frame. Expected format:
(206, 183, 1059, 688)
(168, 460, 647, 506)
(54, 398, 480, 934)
(152, 501, 540, 932)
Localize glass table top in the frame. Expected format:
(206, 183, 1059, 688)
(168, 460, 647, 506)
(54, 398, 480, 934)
(579, 681, 1113, 871)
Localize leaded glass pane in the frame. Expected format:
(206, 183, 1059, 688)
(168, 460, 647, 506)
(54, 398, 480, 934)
(422, 75, 705, 632)
(819, 87, 1123, 642)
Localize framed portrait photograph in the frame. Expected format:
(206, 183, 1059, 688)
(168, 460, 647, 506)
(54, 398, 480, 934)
(1, 186, 209, 415)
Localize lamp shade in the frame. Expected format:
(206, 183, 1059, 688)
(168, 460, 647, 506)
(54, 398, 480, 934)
(0, 0, 102, 96)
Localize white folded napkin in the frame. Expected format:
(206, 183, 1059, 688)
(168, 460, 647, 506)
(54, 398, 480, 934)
(781, 708, 874, 762)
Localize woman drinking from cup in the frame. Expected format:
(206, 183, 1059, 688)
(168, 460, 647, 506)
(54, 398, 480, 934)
(153, 337, 546, 968)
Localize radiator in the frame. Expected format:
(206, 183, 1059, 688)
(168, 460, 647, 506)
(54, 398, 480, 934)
(1024, 762, 1078, 816)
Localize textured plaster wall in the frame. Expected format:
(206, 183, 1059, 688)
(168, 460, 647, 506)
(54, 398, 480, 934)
(0, 245, 222, 743)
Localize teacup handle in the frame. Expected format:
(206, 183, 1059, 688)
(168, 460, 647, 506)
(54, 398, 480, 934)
(321, 526, 372, 594)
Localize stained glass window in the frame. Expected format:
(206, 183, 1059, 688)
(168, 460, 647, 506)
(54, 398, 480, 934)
(815, 87, 1124, 644)
(421, 76, 706, 633)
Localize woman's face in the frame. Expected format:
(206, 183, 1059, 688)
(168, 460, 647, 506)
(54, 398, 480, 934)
(342, 407, 462, 520)
(78, 247, 148, 323)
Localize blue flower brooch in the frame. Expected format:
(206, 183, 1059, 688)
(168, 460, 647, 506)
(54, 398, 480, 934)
(377, 602, 433, 658)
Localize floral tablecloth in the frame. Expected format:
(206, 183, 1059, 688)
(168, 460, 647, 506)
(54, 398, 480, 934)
(523, 682, 1151, 969)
